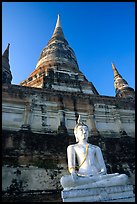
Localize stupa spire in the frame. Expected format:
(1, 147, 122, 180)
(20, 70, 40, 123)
(2, 43, 12, 84)
(2, 43, 10, 60)
(111, 62, 122, 78)
(54, 14, 61, 30)
(51, 14, 64, 39)
(111, 62, 134, 98)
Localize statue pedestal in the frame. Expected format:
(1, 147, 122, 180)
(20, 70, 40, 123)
(61, 184, 135, 202)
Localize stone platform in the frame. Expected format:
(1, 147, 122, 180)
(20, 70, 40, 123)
(61, 184, 135, 202)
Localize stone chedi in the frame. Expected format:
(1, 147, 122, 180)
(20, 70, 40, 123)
(20, 15, 98, 95)
(60, 116, 135, 202)
(112, 63, 134, 99)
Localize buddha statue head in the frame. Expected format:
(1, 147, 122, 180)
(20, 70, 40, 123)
(74, 115, 89, 143)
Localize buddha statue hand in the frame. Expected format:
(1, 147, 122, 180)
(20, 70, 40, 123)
(97, 168, 106, 175)
(71, 171, 78, 182)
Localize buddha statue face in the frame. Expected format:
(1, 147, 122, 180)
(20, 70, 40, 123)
(74, 124, 89, 143)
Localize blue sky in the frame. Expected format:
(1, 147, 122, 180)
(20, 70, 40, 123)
(2, 2, 135, 97)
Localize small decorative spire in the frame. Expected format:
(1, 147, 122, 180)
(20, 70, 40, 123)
(2, 43, 10, 59)
(111, 62, 115, 70)
(111, 62, 115, 69)
(56, 14, 61, 28)
(77, 115, 86, 126)
(52, 14, 64, 38)
(77, 115, 81, 124)
(111, 62, 121, 78)
(2, 43, 12, 84)
(7, 43, 10, 49)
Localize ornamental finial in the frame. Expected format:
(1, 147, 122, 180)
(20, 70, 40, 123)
(77, 115, 86, 126)
(77, 115, 81, 124)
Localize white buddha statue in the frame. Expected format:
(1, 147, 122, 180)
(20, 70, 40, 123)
(60, 115, 129, 190)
